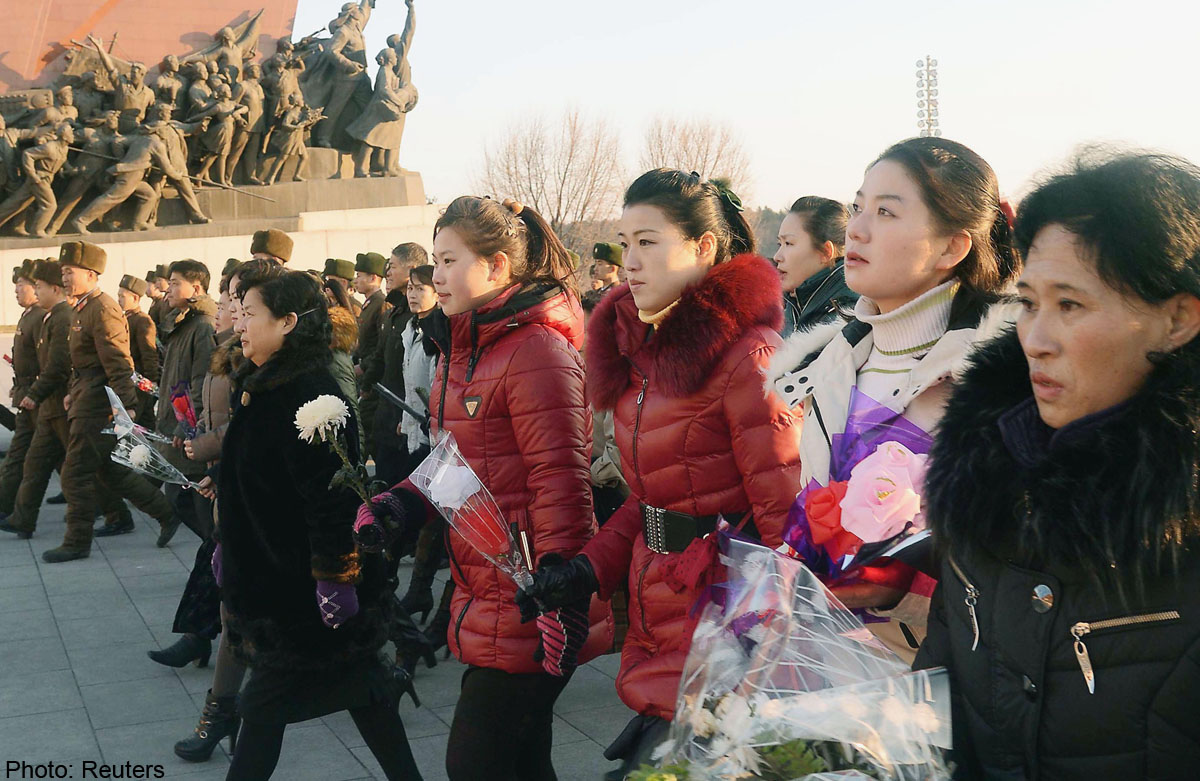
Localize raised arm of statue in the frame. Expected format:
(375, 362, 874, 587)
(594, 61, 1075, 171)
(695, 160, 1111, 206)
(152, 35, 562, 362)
(359, 0, 374, 29)
(87, 36, 120, 82)
(394, 1, 416, 64)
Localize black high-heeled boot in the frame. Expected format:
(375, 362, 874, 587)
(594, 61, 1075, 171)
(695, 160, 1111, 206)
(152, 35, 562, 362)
(392, 597, 437, 675)
(424, 580, 456, 660)
(398, 518, 444, 622)
(147, 633, 212, 668)
(174, 689, 240, 762)
(390, 661, 422, 708)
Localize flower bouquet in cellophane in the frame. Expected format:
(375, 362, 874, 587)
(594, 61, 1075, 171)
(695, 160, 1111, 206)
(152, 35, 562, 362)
(103, 386, 171, 445)
(631, 536, 951, 780)
(408, 432, 535, 591)
(111, 430, 204, 490)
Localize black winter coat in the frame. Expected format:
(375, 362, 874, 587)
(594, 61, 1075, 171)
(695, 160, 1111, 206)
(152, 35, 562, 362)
(363, 289, 412, 449)
(219, 346, 390, 672)
(915, 329, 1200, 780)
(780, 261, 858, 338)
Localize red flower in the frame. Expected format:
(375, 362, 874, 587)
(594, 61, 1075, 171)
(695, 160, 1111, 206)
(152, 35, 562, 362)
(805, 480, 862, 561)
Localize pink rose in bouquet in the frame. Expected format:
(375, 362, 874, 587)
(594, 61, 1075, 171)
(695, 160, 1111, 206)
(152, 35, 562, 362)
(840, 442, 927, 543)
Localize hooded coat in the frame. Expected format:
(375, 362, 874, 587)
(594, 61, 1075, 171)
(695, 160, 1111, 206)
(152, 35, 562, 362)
(581, 254, 804, 719)
(400, 282, 614, 674)
(914, 330, 1200, 780)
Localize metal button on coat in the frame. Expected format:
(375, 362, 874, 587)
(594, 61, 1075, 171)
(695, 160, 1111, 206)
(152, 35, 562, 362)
(1031, 584, 1054, 613)
(1022, 675, 1038, 698)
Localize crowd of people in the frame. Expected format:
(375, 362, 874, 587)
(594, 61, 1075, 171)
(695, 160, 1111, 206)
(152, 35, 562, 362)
(5, 133, 1200, 781)
(0, 0, 418, 238)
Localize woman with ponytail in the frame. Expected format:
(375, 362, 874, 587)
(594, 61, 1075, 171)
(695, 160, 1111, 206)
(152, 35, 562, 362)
(356, 196, 613, 780)
(765, 137, 1021, 662)
(518, 169, 805, 774)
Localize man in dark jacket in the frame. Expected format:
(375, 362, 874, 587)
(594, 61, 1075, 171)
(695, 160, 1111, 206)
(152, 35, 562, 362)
(157, 259, 217, 539)
(0, 261, 72, 537)
(46, 241, 178, 563)
(353, 251, 389, 459)
(363, 243, 425, 485)
(118, 275, 160, 430)
(0, 260, 43, 523)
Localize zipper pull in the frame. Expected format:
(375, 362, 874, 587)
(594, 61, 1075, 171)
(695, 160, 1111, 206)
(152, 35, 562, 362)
(636, 377, 648, 405)
(1071, 623, 1096, 694)
(964, 586, 980, 651)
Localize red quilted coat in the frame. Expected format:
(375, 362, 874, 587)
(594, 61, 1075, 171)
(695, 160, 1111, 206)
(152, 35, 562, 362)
(583, 254, 804, 719)
(404, 282, 613, 674)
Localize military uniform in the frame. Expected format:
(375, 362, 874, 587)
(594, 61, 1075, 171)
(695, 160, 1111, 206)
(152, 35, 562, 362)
(0, 301, 43, 515)
(126, 305, 159, 430)
(53, 242, 175, 558)
(8, 298, 72, 534)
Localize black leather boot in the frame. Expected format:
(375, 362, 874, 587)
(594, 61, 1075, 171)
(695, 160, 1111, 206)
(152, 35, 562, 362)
(392, 597, 437, 675)
(147, 633, 212, 668)
(398, 519, 444, 622)
(174, 689, 239, 762)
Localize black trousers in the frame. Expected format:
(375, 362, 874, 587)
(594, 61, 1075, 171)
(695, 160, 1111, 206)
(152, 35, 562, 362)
(445, 665, 572, 781)
(226, 698, 422, 781)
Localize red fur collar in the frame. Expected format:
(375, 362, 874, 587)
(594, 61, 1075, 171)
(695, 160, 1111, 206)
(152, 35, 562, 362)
(586, 253, 782, 408)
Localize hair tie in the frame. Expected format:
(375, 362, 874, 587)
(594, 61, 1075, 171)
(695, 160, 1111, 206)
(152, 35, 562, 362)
(998, 199, 1016, 231)
(709, 180, 745, 213)
(502, 199, 524, 217)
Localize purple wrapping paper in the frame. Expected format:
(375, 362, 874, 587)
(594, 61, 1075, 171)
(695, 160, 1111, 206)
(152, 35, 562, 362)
(784, 388, 933, 580)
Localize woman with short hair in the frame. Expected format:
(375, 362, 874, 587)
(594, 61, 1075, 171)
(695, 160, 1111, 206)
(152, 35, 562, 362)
(917, 150, 1200, 778)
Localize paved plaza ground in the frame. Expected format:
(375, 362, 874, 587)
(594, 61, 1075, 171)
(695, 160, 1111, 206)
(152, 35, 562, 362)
(0, 421, 636, 780)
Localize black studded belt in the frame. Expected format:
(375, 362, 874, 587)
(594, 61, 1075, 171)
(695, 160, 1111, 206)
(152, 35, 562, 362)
(640, 504, 745, 555)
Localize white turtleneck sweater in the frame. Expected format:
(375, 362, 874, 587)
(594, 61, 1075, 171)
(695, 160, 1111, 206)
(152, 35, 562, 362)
(853, 280, 959, 432)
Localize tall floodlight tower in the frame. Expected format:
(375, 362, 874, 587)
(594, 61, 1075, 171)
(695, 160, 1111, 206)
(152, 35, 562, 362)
(917, 56, 941, 138)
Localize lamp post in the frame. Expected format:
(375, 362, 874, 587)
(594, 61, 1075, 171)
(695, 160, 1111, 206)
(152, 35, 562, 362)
(917, 56, 941, 138)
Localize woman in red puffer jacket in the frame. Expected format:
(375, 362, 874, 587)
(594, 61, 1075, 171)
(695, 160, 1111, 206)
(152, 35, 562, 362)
(520, 170, 805, 775)
(359, 195, 612, 781)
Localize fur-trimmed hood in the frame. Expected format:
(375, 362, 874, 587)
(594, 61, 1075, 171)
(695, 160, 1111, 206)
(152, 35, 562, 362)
(587, 253, 783, 408)
(927, 328, 1200, 591)
(209, 330, 242, 377)
(329, 304, 358, 354)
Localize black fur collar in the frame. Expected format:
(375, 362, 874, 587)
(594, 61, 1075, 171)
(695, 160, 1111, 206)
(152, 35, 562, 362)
(235, 341, 332, 395)
(927, 328, 1200, 593)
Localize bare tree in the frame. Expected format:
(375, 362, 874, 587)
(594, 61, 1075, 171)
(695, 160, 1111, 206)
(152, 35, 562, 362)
(639, 116, 752, 195)
(478, 110, 624, 251)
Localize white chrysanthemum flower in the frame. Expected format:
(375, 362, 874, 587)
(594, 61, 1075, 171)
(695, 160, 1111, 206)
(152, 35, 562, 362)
(294, 395, 350, 444)
(716, 694, 754, 742)
(688, 705, 718, 738)
(880, 695, 910, 726)
(129, 444, 153, 469)
(912, 702, 941, 733)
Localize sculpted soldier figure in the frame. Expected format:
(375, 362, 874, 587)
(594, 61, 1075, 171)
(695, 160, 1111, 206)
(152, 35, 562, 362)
(70, 121, 180, 234)
(0, 123, 72, 238)
(88, 35, 154, 132)
(301, 0, 374, 148)
(190, 82, 248, 187)
(188, 26, 245, 80)
(143, 103, 210, 225)
(155, 54, 187, 113)
(73, 72, 107, 125)
(262, 37, 305, 124)
(48, 111, 124, 236)
(228, 62, 266, 184)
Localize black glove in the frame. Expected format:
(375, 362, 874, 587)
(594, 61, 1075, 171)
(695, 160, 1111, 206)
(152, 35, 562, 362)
(516, 553, 599, 624)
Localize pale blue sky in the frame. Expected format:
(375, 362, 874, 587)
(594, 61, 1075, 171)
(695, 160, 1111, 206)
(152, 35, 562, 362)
(294, 0, 1200, 211)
